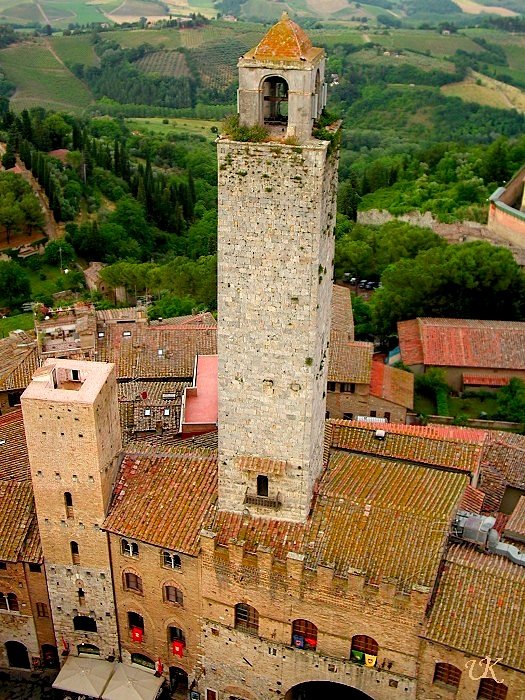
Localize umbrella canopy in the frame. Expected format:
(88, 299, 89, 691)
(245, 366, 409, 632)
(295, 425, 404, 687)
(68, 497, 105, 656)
(101, 663, 164, 700)
(52, 656, 115, 698)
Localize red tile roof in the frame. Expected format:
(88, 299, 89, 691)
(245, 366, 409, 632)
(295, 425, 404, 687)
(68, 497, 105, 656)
(481, 431, 525, 491)
(328, 419, 484, 473)
(0, 409, 31, 481)
(0, 481, 36, 562)
(330, 285, 354, 340)
(504, 496, 525, 542)
(462, 374, 511, 387)
(246, 12, 323, 63)
(459, 484, 485, 514)
(103, 453, 217, 555)
(399, 317, 525, 370)
(370, 361, 414, 409)
(424, 544, 525, 672)
(208, 450, 467, 588)
(328, 340, 372, 384)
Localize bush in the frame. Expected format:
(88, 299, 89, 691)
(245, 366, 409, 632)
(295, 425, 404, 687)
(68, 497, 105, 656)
(436, 387, 449, 416)
(221, 114, 269, 143)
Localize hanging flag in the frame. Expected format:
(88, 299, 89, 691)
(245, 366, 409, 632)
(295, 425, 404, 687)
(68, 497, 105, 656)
(292, 634, 304, 648)
(351, 650, 364, 663)
(131, 627, 143, 643)
(141, 391, 148, 400)
(61, 636, 69, 652)
(365, 654, 377, 668)
(172, 640, 185, 657)
(155, 658, 164, 675)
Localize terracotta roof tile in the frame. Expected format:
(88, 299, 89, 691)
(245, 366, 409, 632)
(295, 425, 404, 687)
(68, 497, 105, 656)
(208, 451, 467, 588)
(236, 455, 287, 476)
(462, 374, 511, 387)
(0, 480, 35, 561)
(0, 409, 31, 481)
(330, 285, 353, 340)
(424, 544, 525, 672)
(399, 317, 525, 369)
(328, 420, 484, 473)
(459, 484, 485, 514)
(103, 453, 217, 555)
(370, 361, 414, 409)
(328, 340, 372, 384)
(504, 496, 525, 543)
(481, 431, 525, 491)
(0, 333, 38, 392)
(18, 515, 42, 564)
(246, 12, 323, 63)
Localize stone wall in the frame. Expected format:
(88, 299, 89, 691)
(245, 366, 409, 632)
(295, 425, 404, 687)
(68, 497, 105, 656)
(217, 138, 339, 522)
(0, 561, 39, 669)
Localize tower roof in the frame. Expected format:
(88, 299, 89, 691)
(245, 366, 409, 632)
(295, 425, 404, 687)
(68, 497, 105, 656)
(245, 12, 323, 63)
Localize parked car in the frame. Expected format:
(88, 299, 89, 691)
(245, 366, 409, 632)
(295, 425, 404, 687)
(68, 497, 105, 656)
(350, 277, 357, 285)
(359, 280, 368, 288)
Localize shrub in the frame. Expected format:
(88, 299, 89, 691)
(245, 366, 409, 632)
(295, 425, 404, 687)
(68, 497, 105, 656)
(221, 114, 269, 143)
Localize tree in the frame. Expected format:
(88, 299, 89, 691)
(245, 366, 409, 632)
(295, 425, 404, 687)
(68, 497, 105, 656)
(0, 260, 30, 308)
(496, 378, 525, 424)
(44, 240, 75, 267)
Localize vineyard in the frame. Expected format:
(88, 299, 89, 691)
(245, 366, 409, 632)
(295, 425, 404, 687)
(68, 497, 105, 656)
(51, 34, 100, 68)
(134, 49, 190, 77)
(108, 0, 169, 18)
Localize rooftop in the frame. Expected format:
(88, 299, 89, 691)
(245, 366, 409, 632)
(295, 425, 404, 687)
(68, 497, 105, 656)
(328, 419, 484, 473)
(424, 543, 525, 672)
(0, 332, 38, 392)
(328, 340, 372, 384)
(0, 409, 31, 481)
(21, 359, 115, 404)
(181, 355, 218, 428)
(370, 360, 414, 409)
(0, 480, 39, 562)
(398, 317, 525, 369)
(330, 285, 354, 340)
(244, 12, 323, 64)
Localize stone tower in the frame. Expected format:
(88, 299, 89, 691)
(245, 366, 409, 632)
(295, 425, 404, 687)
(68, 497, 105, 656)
(217, 14, 339, 522)
(21, 360, 121, 659)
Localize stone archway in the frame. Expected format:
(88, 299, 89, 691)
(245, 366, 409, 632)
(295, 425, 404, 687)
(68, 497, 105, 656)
(5, 641, 30, 669)
(285, 681, 375, 700)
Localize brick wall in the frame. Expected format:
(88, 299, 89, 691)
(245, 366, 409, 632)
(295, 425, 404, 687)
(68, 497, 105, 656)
(0, 561, 39, 669)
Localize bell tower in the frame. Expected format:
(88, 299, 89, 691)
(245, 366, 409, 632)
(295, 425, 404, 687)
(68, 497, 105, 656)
(217, 15, 339, 522)
(237, 12, 327, 141)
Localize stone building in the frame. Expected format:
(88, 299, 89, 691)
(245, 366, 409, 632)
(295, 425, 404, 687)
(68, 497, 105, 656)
(21, 359, 122, 660)
(488, 164, 525, 246)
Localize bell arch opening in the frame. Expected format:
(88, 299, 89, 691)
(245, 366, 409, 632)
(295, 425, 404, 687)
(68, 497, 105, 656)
(285, 681, 376, 700)
(262, 76, 289, 126)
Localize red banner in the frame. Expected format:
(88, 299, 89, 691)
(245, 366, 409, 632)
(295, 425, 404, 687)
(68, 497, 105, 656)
(172, 640, 184, 657)
(131, 627, 143, 643)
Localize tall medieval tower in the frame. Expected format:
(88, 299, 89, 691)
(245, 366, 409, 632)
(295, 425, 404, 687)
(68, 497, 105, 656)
(217, 14, 339, 522)
(21, 360, 121, 659)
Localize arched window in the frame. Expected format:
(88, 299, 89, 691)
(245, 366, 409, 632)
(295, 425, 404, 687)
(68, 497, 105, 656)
(123, 572, 143, 593)
(42, 644, 59, 668)
(73, 615, 97, 632)
(128, 611, 144, 631)
(433, 663, 462, 689)
(64, 492, 73, 518)
(0, 593, 18, 612)
(234, 603, 259, 635)
(291, 619, 317, 650)
(478, 679, 508, 700)
(162, 551, 181, 569)
(122, 539, 139, 557)
(350, 635, 379, 666)
(257, 475, 268, 497)
(169, 626, 185, 644)
(164, 585, 183, 605)
(77, 643, 100, 657)
(131, 653, 155, 670)
(70, 541, 80, 565)
(262, 76, 289, 126)
(5, 641, 30, 669)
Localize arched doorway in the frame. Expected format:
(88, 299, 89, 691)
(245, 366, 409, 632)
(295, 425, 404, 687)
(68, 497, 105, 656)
(42, 644, 59, 668)
(285, 681, 375, 700)
(5, 641, 30, 669)
(169, 666, 188, 695)
(262, 76, 289, 126)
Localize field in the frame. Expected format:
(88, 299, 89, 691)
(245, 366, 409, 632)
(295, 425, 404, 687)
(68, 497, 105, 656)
(351, 47, 457, 74)
(134, 49, 190, 77)
(126, 116, 221, 139)
(50, 34, 100, 67)
(0, 41, 93, 113)
(441, 70, 525, 112)
(0, 313, 33, 338)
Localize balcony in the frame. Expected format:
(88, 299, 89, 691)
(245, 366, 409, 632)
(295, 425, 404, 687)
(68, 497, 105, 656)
(244, 489, 281, 509)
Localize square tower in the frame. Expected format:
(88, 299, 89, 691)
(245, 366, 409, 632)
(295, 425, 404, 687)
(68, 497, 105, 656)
(21, 360, 122, 659)
(218, 15, 339, 522)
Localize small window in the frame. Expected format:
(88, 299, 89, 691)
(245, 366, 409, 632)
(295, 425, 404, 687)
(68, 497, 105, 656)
(169, 626, 185, 643)
(0, 593, 19, 612)
(98, 331, 105, 338)
(327, 382, 336, 392)
(29, 563, 41, 573)
(478, 679, 508, 700)
(257, 475, 268, 498)
(128, 611, 144, 631)
(343, 413, 353, 420)
(370, 410, 377, 417)
(73, 615, 97, 632)
(164, 586, 183, 605)
(162, 551, 181, 569)
(350, 635, 378, 665)
(64, 492, 73, 519)
(206, 691, 218, 700)
(158, 349, 163, 356)
(122, 540, 139, 557)
(325, 411, 330, 419)
(70, 541, 80, 565)
(124, 573, 143, 593)
(292, 619, 318, 650)
(123, 331, 132, 337)
(384, 412, 391, 422)
(36, 602, 49, 617)
(433, 663, 461, 689)
(0, 562, 6, 570)
(144, 409, 151, 417)
(234, 603, 259, 635)
(340, 383, 355, 393)
(164, 408, 170, 416)
(71, 369, 80, 382)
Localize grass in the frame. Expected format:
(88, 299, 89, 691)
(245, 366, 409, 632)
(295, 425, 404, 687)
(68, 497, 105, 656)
(413, 394, 435, 416)
(441, 71, 525, 113)
(126, 116, 221, 139)
(448, 395, 499, 419)
(134, 50, 190, 77)
(51, 34, 100, 68)
(0, 41, 93, 113)
(0, 312, 33, 337)
(26, 265, 65, 300)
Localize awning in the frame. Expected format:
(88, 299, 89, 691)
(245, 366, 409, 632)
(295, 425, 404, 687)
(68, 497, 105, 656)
(102, 663, 164, 700)
(52, 656, 115, 698)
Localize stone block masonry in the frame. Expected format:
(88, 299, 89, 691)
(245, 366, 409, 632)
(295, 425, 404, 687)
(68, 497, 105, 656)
(217, 139, 339, 523)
